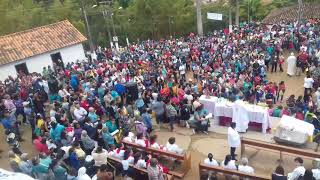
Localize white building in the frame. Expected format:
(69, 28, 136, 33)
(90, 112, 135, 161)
(0, 20, 87, 81)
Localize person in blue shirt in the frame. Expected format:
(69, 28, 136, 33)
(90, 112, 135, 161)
(87, 107, 98, 123)
(102, 127, 115, 148)
(1, 110, 22, 140)
(141, 108, 153, 132)
(49, 121, 65, 146)
(82, 118, 96, 139)
(68, 148, 80, 170)
(70, 74, 79, 92)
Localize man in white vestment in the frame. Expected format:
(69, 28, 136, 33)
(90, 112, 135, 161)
(287, 52, 297, 76)
(228, 122, 240, 160)
(232, 100, 250, 133)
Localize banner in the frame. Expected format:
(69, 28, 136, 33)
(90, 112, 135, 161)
(207, 13, 223, 21)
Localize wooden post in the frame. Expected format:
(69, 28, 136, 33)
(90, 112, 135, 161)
(279, 151, 283, 164)
(241, 139, 245, 157)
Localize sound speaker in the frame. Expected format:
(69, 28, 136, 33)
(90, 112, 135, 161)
(125, 82, 138, 102)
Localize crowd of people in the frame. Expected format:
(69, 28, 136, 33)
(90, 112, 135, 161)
(0, 19, 320, 179)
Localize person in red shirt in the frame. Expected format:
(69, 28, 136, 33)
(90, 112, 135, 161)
(33, 136, 50, 155)
(278, 54, 285, 72)
(295, 110, 304, 120)
(80, 97, 90, 111)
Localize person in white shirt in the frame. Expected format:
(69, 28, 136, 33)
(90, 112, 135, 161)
(73, 103, 87, 122)
(134, 152, 147, 169)
(304, 74, 314, 96)
(58, 87, 70, 98)
(113, 145, 125, 160)
(179, 64, 186, 80)
(122, 131, 135, 143)
(221, 155, 237, 170)
(238, 157, 254, 174)
(288, 157, 306, 180)
(166, 137, 183, 155)
(204, 153, 219, 166)
(315, 88, 320, 110)
(77, 167, 91, 180)
(91, 146, 108, 167)
(121, 149, 134, 177)
(204, 153, 219, 179)
(312, 158, 320, 180)
(312, 167, 320, 180)
(135, 133, 147, 147)
(228, 122, 240, 160)
(287, 52, 297, 76)
(150, 135, 166, 151)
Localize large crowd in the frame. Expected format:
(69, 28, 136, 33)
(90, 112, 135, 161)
(1, 20, 320, 180)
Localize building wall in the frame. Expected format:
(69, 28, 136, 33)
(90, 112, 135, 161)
(0, 43, 86, 81)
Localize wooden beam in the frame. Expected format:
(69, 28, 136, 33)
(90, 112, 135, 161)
(241, 138, 320, 159)
(199, 162, 270, 180)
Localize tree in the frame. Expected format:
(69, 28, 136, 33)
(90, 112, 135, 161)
(240, 0, 267, 21)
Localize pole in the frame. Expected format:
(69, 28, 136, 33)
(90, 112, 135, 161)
(229, 0, 232, 33)
(110, 12, 116, 36)
(297, 0, 303, 46)
(196, 0, 203, 36)
(80, 0, 94, 55)
(247, 0, 250, 23)
(298, 0, 303, 27)
(235, 0, 239, 26)
(103, 10, 113, 48)
(168, 16, 172, 37)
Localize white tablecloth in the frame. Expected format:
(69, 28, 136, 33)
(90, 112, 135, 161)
(279, 115, 314, 136)
(199, 95, 218, 114)
(199, 95, 270, 133)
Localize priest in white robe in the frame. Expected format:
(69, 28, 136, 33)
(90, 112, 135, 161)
(228, 122, 240, 160)
(287, 52, 297, 76)
(232, 100, 250, 133)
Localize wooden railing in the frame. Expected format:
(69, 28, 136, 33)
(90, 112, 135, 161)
(122, 140, 191, 178)
(241, 138, 320, 161)
(199, 162, 270, 180)
(108, 156, 174, 180)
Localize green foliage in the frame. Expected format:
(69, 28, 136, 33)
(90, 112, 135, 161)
(0, 0, 199, 48)
(239, 0, 268, 21)
(202, 2, 229, 32)
(4, 0, 295, 48)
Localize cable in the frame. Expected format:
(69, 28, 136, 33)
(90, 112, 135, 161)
(0, 5, 80, 13)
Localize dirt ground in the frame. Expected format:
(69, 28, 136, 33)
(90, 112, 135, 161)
(0, 56, 312, 179)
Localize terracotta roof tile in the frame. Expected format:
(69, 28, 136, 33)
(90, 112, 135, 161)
(0, 20, 87, 66)
(263, 3, 320, 24)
